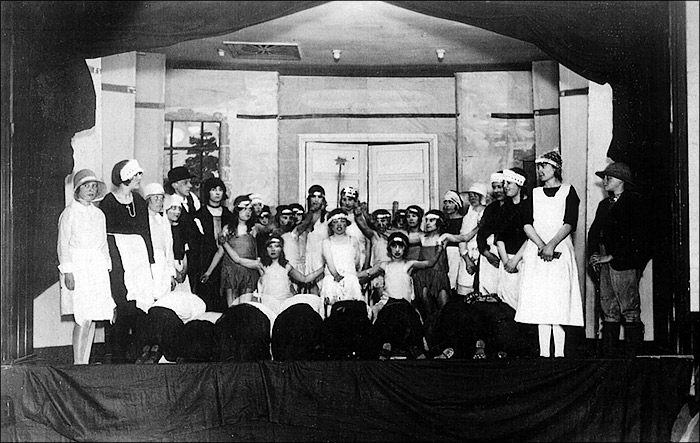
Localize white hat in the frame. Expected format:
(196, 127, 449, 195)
(467, 182, 489, 197)
(119, 159, 144, 182)
(142, 183, 165, 199)
(490, 172, 505, 183)
(163, 193, 184, 211)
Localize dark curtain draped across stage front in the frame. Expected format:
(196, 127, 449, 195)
(1, 358, 693, 442)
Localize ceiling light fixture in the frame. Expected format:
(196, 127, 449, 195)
(332, 49, 342, 62)
(436, 49, 445, 62)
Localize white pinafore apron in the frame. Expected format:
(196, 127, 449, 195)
(515, 184, 584, 326)
(113, 234, 155, 313)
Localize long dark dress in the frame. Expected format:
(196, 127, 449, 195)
(99, 192, 153, 363)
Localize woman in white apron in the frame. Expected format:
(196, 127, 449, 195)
(100, 159, 154, 363)
(58, 169, 115, 364)
(515, 150, 584, 358)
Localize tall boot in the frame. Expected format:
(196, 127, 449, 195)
(601, 322, 621, 357)
(623, 322, 644, 358)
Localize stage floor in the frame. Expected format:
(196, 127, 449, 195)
(1, 355, 694, 442)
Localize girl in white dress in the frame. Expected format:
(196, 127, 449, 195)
(57, 169, 115, 364)
(515, 150, 584, 358)
(254, 235, 324, 315)
(299, 185, 329, 295)
(359, 231, 445, 320)
(320, 208, 364, 317)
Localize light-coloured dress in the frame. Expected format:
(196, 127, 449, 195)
(377, 261, 414, 306)
(320, 236, 363, 305)
(515, 184, 584, 326)
(305, 216, 328, 277)
(58, 201, 115, 325)
(256, 262, 296, 315)
(457, 206, 484, 290)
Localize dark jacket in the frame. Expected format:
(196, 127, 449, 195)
(587, 191, 651, 271)
(188, 205, 234, 289)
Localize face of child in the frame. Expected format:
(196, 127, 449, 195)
(602, 175, 624, 193)
(166, 205, 181, 223)
(442, 200, 458, 215)
(406, 212, 420, 228)
(330, 219, 348, 235)
(309, 194, 325, 211)
(395, 214, 407, 228)
(389, 242, 405, 259)
(293, 210, 304, 224)
(503, 181, 521, 198)
(375, 216, 390, 233)
(279, 213, 293, 228)
(341, 195, 357, 211)
(238, 205, 253, 221)
(208, 186, 224, 205)
(147, 194, 164, 213)
(266, 242, 282, 259)
(536, 163, 556, 183)
(259, 212, 270, 226)
(424, 216, 438, 233)
(172, 178, 192, 197)
(491, 181, 505, 201)
(78, 182, 99, 202)
(252, 202, 263, 215)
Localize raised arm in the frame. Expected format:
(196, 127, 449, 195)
(353, 207, 376, 240)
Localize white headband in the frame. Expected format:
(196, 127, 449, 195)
(502, 169, 526, 186)
(425, 213, 441, 220)
(236, 199, 252, 209)
(490, 172, 505, 183)
(535, 157, 560, 168)
(120, 159, 144, 182)
(328, 213, 350, 223)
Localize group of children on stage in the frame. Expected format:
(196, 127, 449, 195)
(58, 149, 586, 364)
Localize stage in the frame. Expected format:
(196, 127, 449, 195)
(0, 356, 694, 442)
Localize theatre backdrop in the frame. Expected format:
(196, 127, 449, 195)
(1, 1, 696, 363)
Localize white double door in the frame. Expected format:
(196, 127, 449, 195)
(303, 141, 432, 211)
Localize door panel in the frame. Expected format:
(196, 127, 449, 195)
(369, 143, 430, 211)
(305, 142, 368, 208)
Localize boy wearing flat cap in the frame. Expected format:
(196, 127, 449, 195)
(588, 162, 651, 358)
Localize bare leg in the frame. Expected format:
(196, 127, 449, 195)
(538, 324, 552, 357)
(226, 288, 236, 307)
(552, 324, 565, 357)
(73, 320, 96, 365)
(437, 289, 450, 310)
